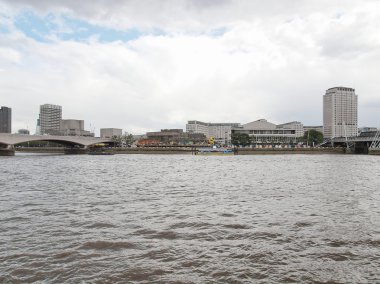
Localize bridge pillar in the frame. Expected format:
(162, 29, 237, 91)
(0, 144, 15, 156)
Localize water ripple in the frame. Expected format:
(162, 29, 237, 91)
(0, 154, 379, 283)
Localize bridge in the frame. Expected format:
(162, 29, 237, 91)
(325, 130, 380, 154)
(0, 133, 113, 150)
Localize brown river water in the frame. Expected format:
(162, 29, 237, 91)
(0, 153, 379, 283)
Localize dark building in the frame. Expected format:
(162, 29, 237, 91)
(146, 129, 207, 145)
(18, 129, 30, 135)
(0, 106, 12, 133)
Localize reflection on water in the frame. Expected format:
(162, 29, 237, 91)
(0, 154, 379, 283)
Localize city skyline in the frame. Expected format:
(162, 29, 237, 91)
(1, 1, 379, 133)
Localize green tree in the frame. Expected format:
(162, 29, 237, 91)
(111, 135, 122, 147)
(123, 133, 135, 146)
(303, 130, 323, 146)
(231, 133, 251, 147)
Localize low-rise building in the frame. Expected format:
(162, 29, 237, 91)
(359, 127, 378, 134)
(18, 129, 30, 135)
(186, 120, 241, 145)
(60, 119, 94, 137)
(146, 129, 207, 145)
(304, 126, 323, 134)
(100, 128, 122, 138)
(232, 119, 304, 145)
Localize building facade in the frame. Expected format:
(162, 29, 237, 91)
(0, 106, 11, 133)
(18, 129, 30, 135)
(186, 120, 241, 145)
(232, 119, 304, 145)
(39, 104, 62, 135)
(277, 121, 304, 137)
(323, 87, 358, 139)
(100, 128, 122, 138)
(146, 129, 206, 145)
(304, 126, 323, 135)
(60, 119, 94, 137)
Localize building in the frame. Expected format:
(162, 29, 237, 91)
(232, 119, 304, 145)
(39, 104, 62, 135)
(277, 121, 304, 137)
(18, 129, 30, 135)
(60, 119, 94, 137)
(323, 87, 358, 139)
(304, 126, 323, 134)
(359, 127, 378, 134)
(0, 106, 11, 133)
(100, 128, 122, 138)
(146, 129, 206, 145)
(186, 120, 241, 145)
(186, 121, 209, 136)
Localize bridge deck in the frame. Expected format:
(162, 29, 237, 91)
(0, 133, 113, 147)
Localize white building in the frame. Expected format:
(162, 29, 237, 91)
(186, 120, 241, 145)
(277, 121, 304, 137)
(186, 121, 209, 136)
(100, 128, 122, 138)
(323, 87, 358, 139)
(232, 119, 304, 145)
(60, 119, 94, 137)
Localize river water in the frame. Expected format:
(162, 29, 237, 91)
(0, 153, 379, 283)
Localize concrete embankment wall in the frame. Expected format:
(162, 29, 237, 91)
(16, 147, 64, 153)
(369, 149, 380, 155)
(112, 148, 194, 154)
(236, 148, 345, 155)
(13, 147, 349, 155)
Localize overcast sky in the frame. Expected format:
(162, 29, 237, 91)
(1, 0, 379, 135)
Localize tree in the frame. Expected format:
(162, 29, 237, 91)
(303, 130, 323, 146)
(231, 133, 251, 147)
(123, 133, 135, 146)
(111, 135, 122, 147)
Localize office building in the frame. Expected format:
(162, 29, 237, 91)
(100, 128, 122, 138)
(323, 87, 358, 139)
(186, 120, 241, 145)
(0, 106, 11, 133)
(232, 119, 304, 145)
(60, 119, 94, 137)
(39, 104, 62, 135)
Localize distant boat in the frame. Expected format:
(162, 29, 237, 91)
(88, 151, 114, 155)
(197, 147, 234, 155)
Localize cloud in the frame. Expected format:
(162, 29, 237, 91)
(1, 0, 380, 134)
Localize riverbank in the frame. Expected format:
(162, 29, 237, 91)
(0, 148, 15, 156)
(236, 147, 345, 155)
(369, 149, 380, 155)
(13, 147, 347, 155)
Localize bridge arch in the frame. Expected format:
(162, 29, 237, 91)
(0, 134, 113, 148)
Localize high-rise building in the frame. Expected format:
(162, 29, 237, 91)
(39, 104, 62, 135)
(0, 106, 12, 133)
(323, 87, 358, 139)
